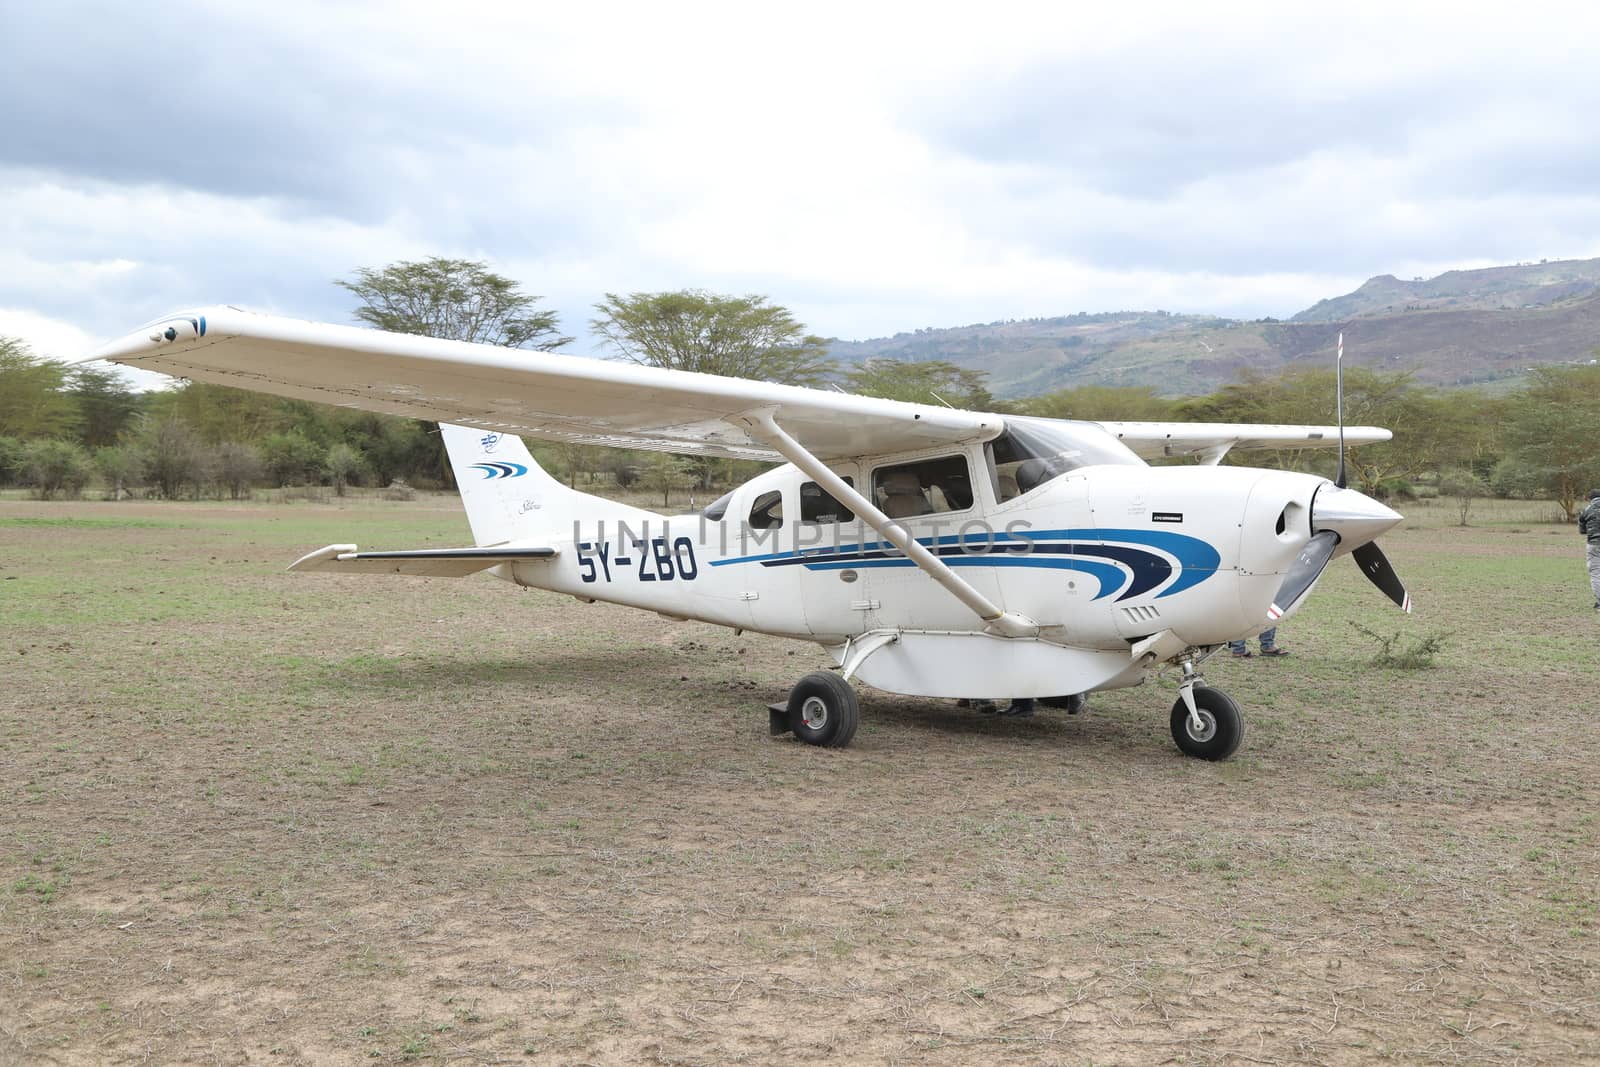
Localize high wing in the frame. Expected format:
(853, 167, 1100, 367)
(89, 307, 998, 462)
(1093, 421, 1391, 464)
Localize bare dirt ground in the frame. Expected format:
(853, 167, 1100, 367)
(2, 495, 1597, 1065)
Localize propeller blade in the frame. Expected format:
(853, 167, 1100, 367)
(1269, 529, 1340, 620)
(1335, 332, 1347, 489)
(1352, 541, 1412, 613)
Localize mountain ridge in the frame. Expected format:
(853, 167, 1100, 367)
(826, 257, 1600, 397)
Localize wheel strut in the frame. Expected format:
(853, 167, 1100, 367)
(1177, 656, 1206, 736)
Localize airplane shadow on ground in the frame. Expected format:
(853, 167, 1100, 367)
(863, 696, 1056, 734)
(312, 649, 1153, 754)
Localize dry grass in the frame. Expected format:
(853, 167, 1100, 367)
(2, 496, 1597, 1065)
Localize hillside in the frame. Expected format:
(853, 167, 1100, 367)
(826, 259, 1600, 397)
(1292, 257, 1600, 321)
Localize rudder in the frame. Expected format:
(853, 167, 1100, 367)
(440, 424, 571, 546)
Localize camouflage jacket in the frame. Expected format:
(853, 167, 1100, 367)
(1582, 498, 1600, 542)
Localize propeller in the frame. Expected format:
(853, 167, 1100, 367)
(1269, 530, 1340, 620)
(1352, 542, 1412, 613)
(1265, 331, 1414, 619)
(1312, 334, 1414, 614)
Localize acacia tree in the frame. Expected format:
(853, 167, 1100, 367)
(591, 290, 835, 386)
(339, 258, 572, 486)
(1016, 384, 1173, 421)
(1174, 367, 1486, 493)
(337, 257, 573, 349)
(845, 358, 993, 409)
(68, 365, 141, 448)
(0, 338, 80, 440)
(1494, 364, 1600, 520)
(639, 451, 695, 507)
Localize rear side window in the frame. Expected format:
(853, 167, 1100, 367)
(872, 455, 972, 518)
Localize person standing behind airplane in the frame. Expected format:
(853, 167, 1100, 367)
(1229, 628, 1288, 658)
(1580, 489, 1600, 610)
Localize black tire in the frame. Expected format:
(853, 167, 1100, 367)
(1169, 686, 1244, 761)
(786, 672, 860, 748)
(1040, 693, 1088, 714)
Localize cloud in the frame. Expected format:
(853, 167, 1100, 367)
(0, 308, 99, 361)
(5, 0, 1600, 365)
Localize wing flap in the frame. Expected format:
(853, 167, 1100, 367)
(289, 543, 557, 578)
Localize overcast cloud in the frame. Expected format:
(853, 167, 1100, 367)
(4, 0, 1599, 373)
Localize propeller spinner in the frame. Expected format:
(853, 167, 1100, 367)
(1268, 477, 1412, 619)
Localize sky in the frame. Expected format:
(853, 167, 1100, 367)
(5, 0, 1600, 381)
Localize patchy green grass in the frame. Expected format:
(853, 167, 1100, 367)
(1, 496, 1598, 1064)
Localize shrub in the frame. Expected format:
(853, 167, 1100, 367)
(214, 442, 264, 500)
(1349, 622, 1448, 669)
(323, 443, 367, 497)
(259, 431, 325, 487)
(94, 444, 147, 500)
(18, 439, 94, 500)
(138, 417, 209, 499)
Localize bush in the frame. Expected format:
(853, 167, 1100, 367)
(94, 444, 147, 500)
(214, 442, 264, 500)
(1439, 467, 1486, 526)
(18, 439, 94, 499)
(323, 443, 367, 497)
(260, 431, 324, 487)
(1349, 622, 1448, 669)
(1371, 477, 1417, 502)
(138, 417, 209, 499)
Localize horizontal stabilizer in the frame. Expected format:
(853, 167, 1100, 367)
(289, 543, 557, 578)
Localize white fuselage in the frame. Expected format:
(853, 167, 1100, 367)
(499, 462, 1326, 656)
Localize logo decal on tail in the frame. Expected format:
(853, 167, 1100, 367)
(480, 432, 502, 453)
(470, 461, 527, 479)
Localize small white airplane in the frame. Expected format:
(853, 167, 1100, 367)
(91, 309, 1410, 760)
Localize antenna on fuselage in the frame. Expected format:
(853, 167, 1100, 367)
(1334, 331, 1347, 489)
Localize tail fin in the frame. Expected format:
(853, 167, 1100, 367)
(439, 424, 648, 546)
(440, 424, 573, 546)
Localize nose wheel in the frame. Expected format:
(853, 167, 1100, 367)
(1169, 684, 1244, 760)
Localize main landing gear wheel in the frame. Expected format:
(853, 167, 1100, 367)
(1169, 686, 1244, 761)
(786, 672, 861, 748)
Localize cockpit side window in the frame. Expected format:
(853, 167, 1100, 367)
(800, 477, 856, 524)
(986, 416, 1146, 501)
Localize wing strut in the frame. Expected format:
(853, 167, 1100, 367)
(733, 409, 1039, 639)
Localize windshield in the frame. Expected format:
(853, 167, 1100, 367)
(701, 489, 735, 521)
(987, 416, 1145, 501)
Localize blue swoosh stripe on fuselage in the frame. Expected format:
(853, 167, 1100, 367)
(799, 554, 1129, 599)
(753, 541, 1166, 602)
(707, 526, 1219, 600)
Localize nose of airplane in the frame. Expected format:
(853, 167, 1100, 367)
(1312, 485, 1402, 549)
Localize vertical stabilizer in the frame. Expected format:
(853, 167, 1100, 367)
(439, 424, 649, 546)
